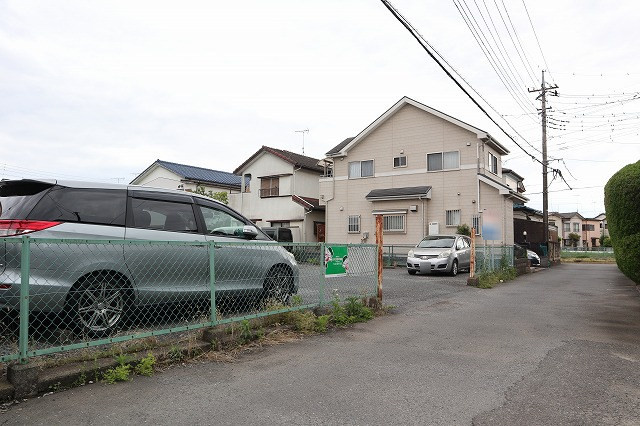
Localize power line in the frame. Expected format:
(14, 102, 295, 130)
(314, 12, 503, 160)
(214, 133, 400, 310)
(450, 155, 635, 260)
(498, 0, 538, 84)
(380, 0, 570, 182)
(453, 0, 536, 116)
(521, 0, 555, 84)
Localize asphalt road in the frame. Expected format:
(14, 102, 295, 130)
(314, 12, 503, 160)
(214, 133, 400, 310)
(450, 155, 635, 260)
(2, 264, 639, 425)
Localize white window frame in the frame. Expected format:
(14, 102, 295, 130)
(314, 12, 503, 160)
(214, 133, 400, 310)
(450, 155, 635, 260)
(383, 214, 405, 233)
(446, 209, 461, 227)
(427, 150, 460, 172)
(488, 152, 498, 175)
(393, 155, 407, 168)
(348, 215, 360, 233)
(348, 160, 375, 179)
(472, 214, 482, 235)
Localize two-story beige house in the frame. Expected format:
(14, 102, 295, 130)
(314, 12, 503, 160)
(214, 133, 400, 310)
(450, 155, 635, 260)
(230, 146, 325, 243)
(319, 97, 528, 245)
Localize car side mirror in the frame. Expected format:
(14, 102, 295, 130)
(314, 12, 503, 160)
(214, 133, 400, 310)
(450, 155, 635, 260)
(242, 225, 259, 239)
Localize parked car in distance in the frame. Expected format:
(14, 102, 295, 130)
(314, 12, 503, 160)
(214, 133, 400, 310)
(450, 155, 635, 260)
(261, 227, 294, 252)
(0, 179, 299, 336)
(407, 234, 471, 276)
(514, 244, 541, 266)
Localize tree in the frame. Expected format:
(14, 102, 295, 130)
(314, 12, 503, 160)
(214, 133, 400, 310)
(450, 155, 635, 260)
(568, 233, 580, 247)
(599, 233, 612, 247)
(604, 160, 640, 284)
(456, 223, 471, 236)
(195, 185, 229, 205)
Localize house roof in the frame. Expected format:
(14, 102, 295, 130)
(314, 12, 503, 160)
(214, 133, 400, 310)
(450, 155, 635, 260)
(131, 160, 242, 189)
(551, 211, 586, 220)
(365, 186, 432, 201)
(234, 146, 324, 175)
(501, 168, 525, 181)
(325, 96, 510, 157)
(292, 195, 325, 211)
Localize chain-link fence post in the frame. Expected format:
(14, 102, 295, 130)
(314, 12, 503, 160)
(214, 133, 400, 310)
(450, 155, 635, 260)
(19, 236, 31, 364)
(208, 242, 217, 325)
(319, 243, 326, 306)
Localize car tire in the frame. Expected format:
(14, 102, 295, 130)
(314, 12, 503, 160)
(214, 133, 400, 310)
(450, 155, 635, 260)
(263, 264, 294, 304)
(450, 260, 458, 277)
(408, 269, 417, 275)
(67, 272, 130, 337)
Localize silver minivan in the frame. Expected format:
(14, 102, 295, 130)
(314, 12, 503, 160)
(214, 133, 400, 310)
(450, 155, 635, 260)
(406, 234, 471, 276)
(0, 179, 299, 335)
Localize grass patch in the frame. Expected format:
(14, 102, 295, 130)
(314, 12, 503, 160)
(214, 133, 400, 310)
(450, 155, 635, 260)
(561, 251, 615, 262)
(476, 267, 517, 289)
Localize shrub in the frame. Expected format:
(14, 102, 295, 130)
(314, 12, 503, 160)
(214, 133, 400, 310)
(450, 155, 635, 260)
(456, 224, 471, 236)
(604, 161, 640, 284)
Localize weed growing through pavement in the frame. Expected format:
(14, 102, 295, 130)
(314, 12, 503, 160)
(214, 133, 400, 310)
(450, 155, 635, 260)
(134, 352, 156, 377)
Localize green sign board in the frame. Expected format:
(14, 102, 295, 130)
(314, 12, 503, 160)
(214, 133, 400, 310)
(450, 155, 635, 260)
(324, 245, 349, 277)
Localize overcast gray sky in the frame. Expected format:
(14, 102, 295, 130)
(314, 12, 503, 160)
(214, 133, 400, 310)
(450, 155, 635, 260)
(2, 0, 639, 217)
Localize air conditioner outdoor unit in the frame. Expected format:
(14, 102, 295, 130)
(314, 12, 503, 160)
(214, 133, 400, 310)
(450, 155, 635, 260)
(428, 222, 439, 235)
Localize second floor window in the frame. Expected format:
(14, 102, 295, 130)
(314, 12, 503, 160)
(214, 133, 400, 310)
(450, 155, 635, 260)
(393, 156, 407, 168)
(563, 223, 570, 232)
(572, 222, 580, 233)
(427, 151, 459, 171)
(348, 160, 374, 178)
(488, 153, 498, 174)
(260, 177, 279, 198)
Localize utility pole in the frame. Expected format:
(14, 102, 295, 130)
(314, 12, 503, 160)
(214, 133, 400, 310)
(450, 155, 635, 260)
(529, 70, 558, 248)
(294, 129, 309, 154)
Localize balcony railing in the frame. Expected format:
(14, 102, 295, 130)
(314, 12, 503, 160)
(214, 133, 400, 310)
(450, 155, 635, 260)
(259, 187, 279, 197)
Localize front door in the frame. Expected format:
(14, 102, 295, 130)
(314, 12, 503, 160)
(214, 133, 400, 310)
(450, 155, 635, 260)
(316, 222, 326, 242)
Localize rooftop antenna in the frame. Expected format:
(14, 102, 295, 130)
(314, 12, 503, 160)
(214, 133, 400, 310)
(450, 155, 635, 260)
(295, 128, 309, 154)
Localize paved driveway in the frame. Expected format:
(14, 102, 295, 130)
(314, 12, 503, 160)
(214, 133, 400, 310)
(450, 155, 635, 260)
(3, 264, 639, 425)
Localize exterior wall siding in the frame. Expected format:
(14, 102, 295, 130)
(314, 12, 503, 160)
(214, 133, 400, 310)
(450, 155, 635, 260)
(321, 103, 515, 246)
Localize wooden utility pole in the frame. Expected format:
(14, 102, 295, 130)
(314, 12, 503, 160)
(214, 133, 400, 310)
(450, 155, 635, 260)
(376, 214, 383, 302)
(529, 70, 558, 248)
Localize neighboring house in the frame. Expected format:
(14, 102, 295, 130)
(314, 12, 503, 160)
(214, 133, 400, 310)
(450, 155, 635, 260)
(549, 212, 585, 247)
(318, 96, 528, 245)
(229, 146, 325, 242)
(583, 213, 608, 247)
(131, 159, 243, 195)
(513, 204, 558, 251)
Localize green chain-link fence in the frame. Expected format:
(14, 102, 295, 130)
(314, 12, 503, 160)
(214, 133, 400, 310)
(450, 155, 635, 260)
(0, 237, 378, 363)
(474, 245, 514, 272)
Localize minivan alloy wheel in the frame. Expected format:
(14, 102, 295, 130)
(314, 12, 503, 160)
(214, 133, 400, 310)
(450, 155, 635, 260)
(264, 265, 294, 303)
(72, 275, 126, 335)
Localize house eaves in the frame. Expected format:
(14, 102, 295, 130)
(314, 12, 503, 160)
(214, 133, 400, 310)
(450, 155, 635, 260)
(234, 146, 324, 175)
(365, 186, 432, 201)
(325, 96, 510, 157)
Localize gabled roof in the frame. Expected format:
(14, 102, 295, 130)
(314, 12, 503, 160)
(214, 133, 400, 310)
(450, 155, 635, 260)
(325, 96, 510, 157)
(234, 146, 324, 175)
(131, 160, 242, 189)
(552, 211, 586, 220)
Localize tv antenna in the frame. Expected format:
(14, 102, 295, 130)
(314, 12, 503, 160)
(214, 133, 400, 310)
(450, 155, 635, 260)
(295, 128, 309, 154)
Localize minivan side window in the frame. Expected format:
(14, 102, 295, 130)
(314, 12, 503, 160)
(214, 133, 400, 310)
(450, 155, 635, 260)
(28, 187, 127, 226)
(131, 198, 198, 233)
(198, 205, 246, 238)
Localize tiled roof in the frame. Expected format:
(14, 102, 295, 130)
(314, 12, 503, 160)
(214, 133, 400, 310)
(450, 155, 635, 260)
(156, 160, 242, 188)
(292, 195, 325, 211)
(234, 146, 324, 174)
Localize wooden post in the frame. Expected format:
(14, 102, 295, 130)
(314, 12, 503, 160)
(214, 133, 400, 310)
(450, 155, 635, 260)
(376, 214, 383, 302)
(467, 228, 479, 286)
(470, 227, 475, 278)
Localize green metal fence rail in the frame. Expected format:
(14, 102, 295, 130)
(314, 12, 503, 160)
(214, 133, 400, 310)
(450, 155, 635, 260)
(0, 237, 378, 364)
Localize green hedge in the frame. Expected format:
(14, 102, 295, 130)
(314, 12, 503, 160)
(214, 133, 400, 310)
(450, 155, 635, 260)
(604, 160, 640, 284)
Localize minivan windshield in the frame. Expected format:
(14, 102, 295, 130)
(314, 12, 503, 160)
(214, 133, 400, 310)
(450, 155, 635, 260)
(417, 237, 455, 249)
